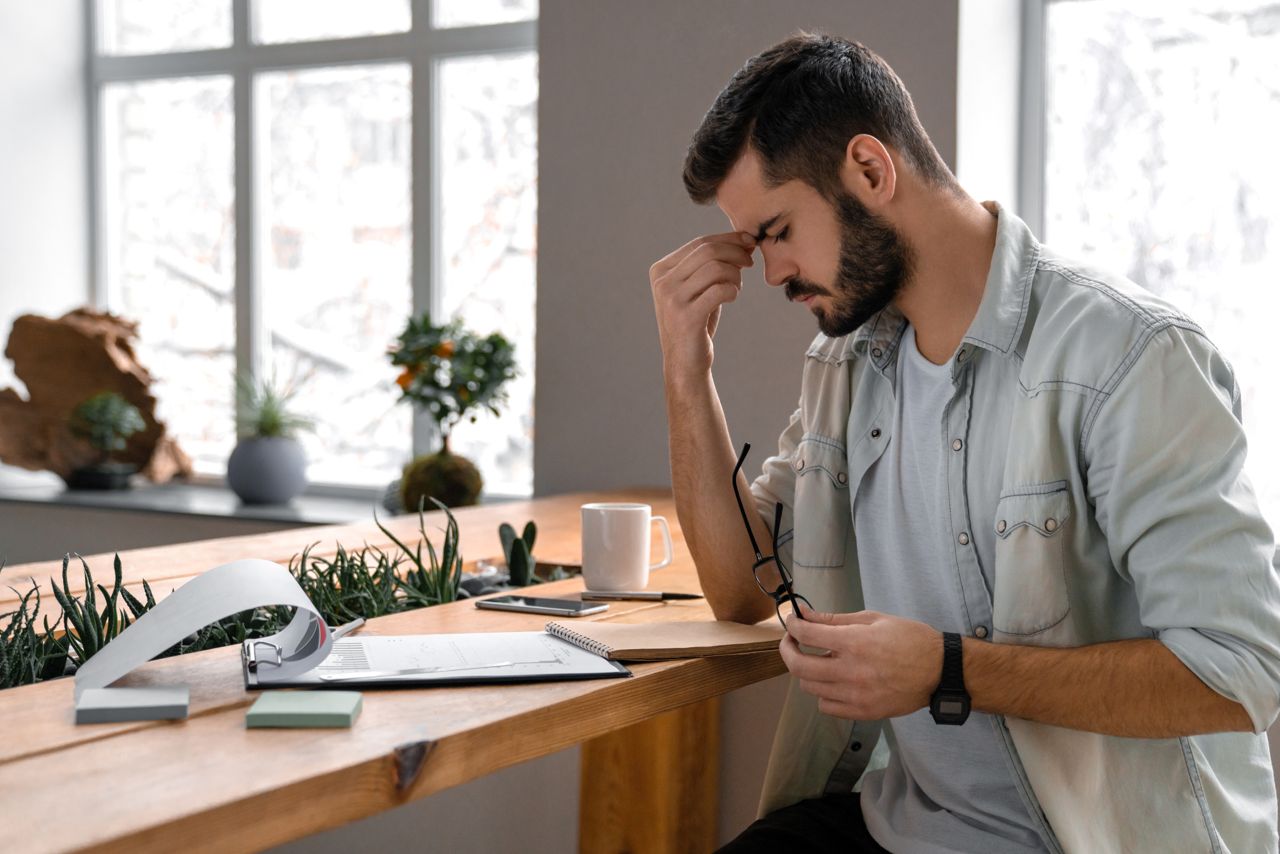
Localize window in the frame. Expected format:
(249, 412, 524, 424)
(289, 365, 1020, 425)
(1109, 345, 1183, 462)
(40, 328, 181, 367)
(90, 1, 538, 495)
(1037, 0, 1280, 528)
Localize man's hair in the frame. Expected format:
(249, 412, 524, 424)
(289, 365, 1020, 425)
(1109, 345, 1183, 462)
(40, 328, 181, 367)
(682, 33, 955, 204)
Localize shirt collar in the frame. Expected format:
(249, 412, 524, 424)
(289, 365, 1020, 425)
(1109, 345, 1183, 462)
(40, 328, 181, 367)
(848, 201, 1041, 375)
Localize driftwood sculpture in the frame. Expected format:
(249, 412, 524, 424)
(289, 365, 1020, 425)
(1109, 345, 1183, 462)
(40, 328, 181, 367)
(0, 308, 192, 482)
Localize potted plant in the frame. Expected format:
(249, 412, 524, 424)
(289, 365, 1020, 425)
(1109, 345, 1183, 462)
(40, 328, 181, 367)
(388, 312, 517, 509)
(66, 391, 146, 490)
(226, 374, 313, 505)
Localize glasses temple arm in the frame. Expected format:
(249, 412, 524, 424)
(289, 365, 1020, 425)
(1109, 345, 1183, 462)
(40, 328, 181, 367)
(732, 443, 765, 560)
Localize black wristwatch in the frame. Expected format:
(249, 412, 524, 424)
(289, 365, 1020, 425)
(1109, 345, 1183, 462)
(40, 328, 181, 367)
(929, 632, 971, 725)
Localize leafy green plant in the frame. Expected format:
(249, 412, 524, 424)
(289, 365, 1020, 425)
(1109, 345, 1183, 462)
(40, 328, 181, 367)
(0, 566, 69, 689)
(290, 542, 402, 626)
(50, 553, 135, 665)
(69, 392, 145, 462)
(235, 373, 314, 439)
(388, 312, 517, 447)
(377, 498, 463, 607)
(0, 500, 466, 690)
(499, 521, 537, 586)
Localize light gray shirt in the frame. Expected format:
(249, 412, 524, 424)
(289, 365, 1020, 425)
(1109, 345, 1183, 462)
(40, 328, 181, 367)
(852, 323, 1046, 853)
(749, 203, 1280, 852)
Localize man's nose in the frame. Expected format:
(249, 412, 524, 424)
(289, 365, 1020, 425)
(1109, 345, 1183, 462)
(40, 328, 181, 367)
(761, 249, 797, 288)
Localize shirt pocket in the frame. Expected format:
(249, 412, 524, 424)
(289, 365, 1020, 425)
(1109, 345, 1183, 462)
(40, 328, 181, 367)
(992, 481, 1073, 637)
(790, 436, 851, 569)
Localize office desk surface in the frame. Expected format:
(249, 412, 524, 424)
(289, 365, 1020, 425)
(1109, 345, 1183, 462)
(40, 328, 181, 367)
(0, 489, 786, 853)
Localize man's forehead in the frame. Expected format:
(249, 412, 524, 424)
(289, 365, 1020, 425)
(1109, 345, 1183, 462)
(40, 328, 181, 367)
(715, 150, 793, 234)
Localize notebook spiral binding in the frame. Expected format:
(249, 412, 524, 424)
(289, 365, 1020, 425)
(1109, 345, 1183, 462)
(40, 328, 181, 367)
(545, 622, 613, 658)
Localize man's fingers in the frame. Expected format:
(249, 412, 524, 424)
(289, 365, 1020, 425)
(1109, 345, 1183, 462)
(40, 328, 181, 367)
(689, 283, 741, 321)
(652, 232, 755, 279)
(816, 698, 860, 720)
(663, 235, 755, 284)
(682, 260, 745, 303)
(779, 633, 844, 681)
(786, 612, 855, 650)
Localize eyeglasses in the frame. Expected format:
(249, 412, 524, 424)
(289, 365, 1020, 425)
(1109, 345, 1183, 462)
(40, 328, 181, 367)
(732, 442, 813, 630)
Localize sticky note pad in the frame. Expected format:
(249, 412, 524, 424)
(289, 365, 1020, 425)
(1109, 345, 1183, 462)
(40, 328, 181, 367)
(76, 686, 190, 724)
(246, 691, 362, 728)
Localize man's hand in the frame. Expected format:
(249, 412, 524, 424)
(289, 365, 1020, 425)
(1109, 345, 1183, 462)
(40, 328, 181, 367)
(780, 605, 943, 720)
(649, 231, 756, 382)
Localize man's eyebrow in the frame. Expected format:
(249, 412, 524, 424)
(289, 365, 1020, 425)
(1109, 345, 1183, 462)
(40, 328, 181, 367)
(753, 213, 784, 243)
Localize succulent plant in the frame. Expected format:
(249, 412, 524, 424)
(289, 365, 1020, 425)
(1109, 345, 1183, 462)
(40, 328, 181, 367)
(499, 521, 537, 586)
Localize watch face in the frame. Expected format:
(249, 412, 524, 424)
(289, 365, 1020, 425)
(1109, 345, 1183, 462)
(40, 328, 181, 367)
(930, 691, 971, 724)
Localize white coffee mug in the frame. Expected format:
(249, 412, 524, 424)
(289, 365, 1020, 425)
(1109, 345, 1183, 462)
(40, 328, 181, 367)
(580, 503, 674, 591)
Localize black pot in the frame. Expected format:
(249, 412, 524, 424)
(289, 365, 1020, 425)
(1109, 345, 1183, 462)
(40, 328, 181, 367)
(66, 462, 138, 490)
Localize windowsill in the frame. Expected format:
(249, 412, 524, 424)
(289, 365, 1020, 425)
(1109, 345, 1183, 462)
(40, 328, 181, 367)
(0, 464, 531, 526)
(0, 465, 376, 526)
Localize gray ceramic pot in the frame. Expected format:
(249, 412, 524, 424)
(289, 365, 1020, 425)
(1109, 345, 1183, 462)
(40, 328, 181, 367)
(226, 436, 307, 504)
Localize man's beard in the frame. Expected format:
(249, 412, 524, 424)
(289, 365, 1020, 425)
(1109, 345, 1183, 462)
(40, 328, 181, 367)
(784, 191, 913, 338)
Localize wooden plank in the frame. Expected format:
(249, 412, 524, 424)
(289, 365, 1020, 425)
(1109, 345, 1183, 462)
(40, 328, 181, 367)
(580, 697, 721, 854)
(0, 652, 780, 854)
(0, 490, 786, 853)
(0, 562, 706, 766)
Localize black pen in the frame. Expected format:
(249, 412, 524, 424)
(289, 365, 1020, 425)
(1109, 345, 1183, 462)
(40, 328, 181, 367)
(580, 591, 705, 602)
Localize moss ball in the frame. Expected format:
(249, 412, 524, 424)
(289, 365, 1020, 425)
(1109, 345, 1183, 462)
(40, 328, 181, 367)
(400, 450, 483, 510)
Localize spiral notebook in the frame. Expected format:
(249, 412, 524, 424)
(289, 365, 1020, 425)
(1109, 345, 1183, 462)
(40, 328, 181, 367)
(543, 620, 784, 661)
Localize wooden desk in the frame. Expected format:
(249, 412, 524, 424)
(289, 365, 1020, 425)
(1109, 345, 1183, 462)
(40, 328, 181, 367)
(0, 490, 785, 853)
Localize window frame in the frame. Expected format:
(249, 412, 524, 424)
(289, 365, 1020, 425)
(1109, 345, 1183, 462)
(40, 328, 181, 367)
(83, 0, 537, 498)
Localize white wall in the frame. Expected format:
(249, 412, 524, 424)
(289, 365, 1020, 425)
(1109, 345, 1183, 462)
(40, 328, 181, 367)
(0, 4, 90, 392)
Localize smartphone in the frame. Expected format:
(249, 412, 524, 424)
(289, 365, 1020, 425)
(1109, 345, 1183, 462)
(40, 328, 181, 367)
(474, 595, 609, 617)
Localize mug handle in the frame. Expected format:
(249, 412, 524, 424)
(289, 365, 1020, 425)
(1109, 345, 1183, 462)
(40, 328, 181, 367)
(650, 516, 674, 570)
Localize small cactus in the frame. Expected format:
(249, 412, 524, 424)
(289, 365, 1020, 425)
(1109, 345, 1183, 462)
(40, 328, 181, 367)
(499, 521, 538, 586)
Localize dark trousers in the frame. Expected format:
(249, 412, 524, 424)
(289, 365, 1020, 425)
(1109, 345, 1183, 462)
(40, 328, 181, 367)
(718, 792, 891, 853)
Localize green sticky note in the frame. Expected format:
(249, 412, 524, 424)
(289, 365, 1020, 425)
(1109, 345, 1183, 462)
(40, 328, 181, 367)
(246, 691, 363, 728)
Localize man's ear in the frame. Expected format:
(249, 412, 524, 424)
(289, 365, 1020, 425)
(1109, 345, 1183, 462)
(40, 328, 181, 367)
(840, 134, 896, 208)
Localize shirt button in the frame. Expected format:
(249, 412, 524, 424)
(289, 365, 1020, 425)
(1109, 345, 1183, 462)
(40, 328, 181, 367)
(975, 625, 989, 639)
(958, 532, 970, 545)
(951, 439, 963, 452)
(872, 347, 883, 359)
(957, 349, 968, 362)
(795, 458, 804, 471)
(1045, 518, 1058, 532)
(870, 428, 882, 439)
(837, 472, 848, 484)
(996, 520, 1007, 533)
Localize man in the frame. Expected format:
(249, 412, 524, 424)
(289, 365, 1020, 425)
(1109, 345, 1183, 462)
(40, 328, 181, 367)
(649, 33, 1280, 853)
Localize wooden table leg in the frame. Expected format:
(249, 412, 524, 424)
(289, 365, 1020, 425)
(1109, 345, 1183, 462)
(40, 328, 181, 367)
(579, 696, 721, 853)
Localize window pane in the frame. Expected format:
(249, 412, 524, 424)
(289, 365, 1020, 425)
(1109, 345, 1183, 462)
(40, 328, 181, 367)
(253, 0, 410, 44)
(437, 52, 537, 496)
(101, 76, 235, 473)
(1045, 0, 1280, 528)
(258, 64, 413, 487)
(98, 0, 232, 55)
(433, 0, 537, 28)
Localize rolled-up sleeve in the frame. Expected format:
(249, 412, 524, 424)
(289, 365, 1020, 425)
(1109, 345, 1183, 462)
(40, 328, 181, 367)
(1085, 324, 1280, 733)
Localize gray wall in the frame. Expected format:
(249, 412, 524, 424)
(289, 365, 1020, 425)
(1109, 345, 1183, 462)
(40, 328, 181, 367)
(535, 0, 960, 495)
(0, 4, 89, 391)
(533, 3, 960, 844)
